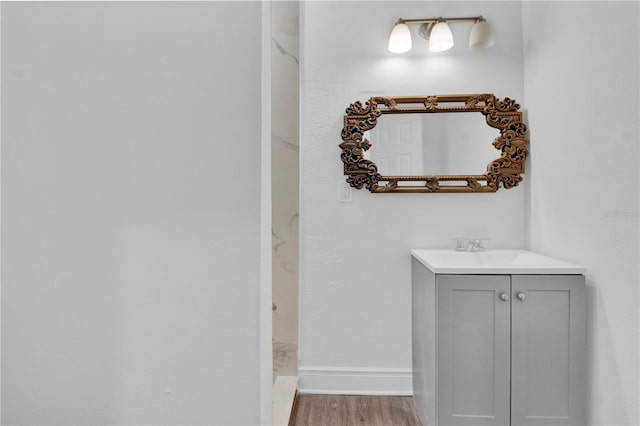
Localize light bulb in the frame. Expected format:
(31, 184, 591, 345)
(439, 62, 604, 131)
(428, 21, 454, 52)
(388, 22, 412, 53)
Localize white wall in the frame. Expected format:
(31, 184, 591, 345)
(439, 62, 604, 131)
(300, 1, 525, 394)
(523, 2, 639, 425)
(1, 2, 268, 425)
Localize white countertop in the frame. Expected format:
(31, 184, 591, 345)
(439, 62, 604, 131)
(411, 249, 586, 275)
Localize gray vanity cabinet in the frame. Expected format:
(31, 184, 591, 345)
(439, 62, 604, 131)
(510, 274, 586, 426)
(411, 260, 586, 426)
(436, 274, 511, 425)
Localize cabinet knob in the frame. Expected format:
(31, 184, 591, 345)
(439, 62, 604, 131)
(499, 293, 509, 302)
(517, 292, 526, 301)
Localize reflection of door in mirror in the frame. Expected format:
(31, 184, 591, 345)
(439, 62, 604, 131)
(366, 112, 499, 176)
(365, 115, 423, 176)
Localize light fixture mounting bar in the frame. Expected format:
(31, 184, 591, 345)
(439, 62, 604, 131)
(397, 16, 483, 25)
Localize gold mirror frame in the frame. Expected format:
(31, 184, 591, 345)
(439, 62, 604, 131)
(339, 94, 529, 193)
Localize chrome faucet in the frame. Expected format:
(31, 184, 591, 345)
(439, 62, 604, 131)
(467, 239, 486, 252)
(451, 237, 489, 252)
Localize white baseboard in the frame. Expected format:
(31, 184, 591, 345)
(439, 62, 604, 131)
(297, 366, 413, 396)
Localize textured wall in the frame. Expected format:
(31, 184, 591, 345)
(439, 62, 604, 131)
(299, 1, 525, 394)
(1, 3, 264, 424)
(523, 2, 639, 425)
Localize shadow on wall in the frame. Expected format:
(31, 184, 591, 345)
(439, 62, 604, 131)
(585, 281, 629, 426)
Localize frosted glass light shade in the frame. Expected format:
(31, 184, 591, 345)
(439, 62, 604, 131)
(469, 19, 494, 49)
(388, 23, 412, 53)
(428, 21, 454, 52)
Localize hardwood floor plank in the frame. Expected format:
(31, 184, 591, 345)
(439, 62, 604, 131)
(291, 394, 422, 426)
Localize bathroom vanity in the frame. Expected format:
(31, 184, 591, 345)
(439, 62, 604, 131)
(411, 249, 586, 426)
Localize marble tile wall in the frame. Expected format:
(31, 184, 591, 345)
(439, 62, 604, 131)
(272, 1, 299, 345)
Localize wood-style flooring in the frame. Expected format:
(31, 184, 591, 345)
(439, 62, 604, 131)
(289, 394, 422, 426)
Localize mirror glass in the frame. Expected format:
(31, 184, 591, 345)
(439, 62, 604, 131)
(364, 112, 499, 176)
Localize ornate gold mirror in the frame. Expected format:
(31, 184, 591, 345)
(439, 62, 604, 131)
(339, 94, 529, 193)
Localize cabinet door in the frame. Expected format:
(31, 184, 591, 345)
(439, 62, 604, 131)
(437, 275, 511, 426)
(511, 275, 586, 426)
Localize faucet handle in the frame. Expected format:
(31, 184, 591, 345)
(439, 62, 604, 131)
(449, 237, 468, 251)
(470, 237, 491, 250)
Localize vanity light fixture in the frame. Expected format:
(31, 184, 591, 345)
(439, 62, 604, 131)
(388, 16, 494, 53)
(388, 21, 412, 53)
(425, 19, 454, 52)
